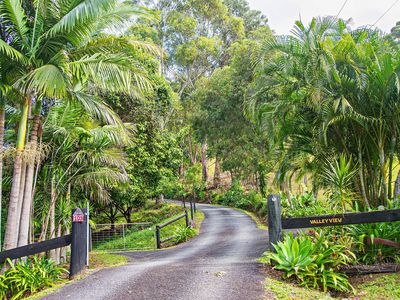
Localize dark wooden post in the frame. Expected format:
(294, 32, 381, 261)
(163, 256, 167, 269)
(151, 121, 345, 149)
(189, 200, 194, 220)
(267, 194, 282, 251)
(156, 226, 161, 249)
(185, 210, 189, 227)
(69, 208, 88, 279)
(193, 200, 197, 212)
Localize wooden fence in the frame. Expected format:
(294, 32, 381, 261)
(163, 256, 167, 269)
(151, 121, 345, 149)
(156, 210, 190, 249)
(0, 208, 88, 279)
(267, 194, 400, 250)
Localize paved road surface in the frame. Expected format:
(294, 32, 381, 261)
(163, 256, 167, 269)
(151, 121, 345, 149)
(42, 203, 268, 300)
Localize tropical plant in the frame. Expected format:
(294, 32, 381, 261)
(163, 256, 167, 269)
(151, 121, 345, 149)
(280, 192, 335, 218)
(321, 154, 358, 211)
(0, 0, 156, 250)
(265, 232, 355, 292)
(173, 225, 196, 243)
(347, 222, 400, 264)
(0, 256, 66, 299)
(249, 16, 400, 208)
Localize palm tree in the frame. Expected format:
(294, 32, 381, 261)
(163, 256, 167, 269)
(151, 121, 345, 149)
(36, 101, 131, 262)
(249, 17, 400, 208)
(0, 0, 157, 250)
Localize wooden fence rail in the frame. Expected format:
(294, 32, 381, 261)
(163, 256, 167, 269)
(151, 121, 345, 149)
(0, 235, 71, 264)
(267, 194, 400, 252)
(156, 210, 189, 249)
(0, 208, 88, 279)
(282, 209, 400, 229)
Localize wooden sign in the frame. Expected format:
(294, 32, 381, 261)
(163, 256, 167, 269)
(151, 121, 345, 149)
(281, 209, 400, 230)
(72, 208, 85, 223)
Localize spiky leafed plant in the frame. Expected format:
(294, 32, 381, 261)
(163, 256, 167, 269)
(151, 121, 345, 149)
(0, 0, 158, 250)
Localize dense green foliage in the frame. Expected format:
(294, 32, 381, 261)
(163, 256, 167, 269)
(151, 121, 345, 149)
(0, 257, 66, 299)
(0, 0, 399, 296)
(173, 225, 196, 243)
(265, 232, 355, 292)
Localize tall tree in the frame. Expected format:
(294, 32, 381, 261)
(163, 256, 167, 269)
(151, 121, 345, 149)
(0, 0, 155, 249)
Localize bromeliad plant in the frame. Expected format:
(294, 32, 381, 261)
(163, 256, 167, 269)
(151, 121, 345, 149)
(265, 232, 356, 292)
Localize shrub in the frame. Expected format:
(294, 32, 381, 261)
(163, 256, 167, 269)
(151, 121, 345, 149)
(173, 225, 196, 243)
(281, 192, 336, 218)
(347, 221, 400, 264)
(220, 180, 245, 207)
(0, 256, 66, 299)
(265, 232, 355, 292)
(219, 181, 264, 212)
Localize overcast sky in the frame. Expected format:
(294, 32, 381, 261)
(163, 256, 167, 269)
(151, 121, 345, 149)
(247, 0, 399, 35)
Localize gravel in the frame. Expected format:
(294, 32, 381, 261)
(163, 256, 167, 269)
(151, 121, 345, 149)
(41, 204, 268, 300)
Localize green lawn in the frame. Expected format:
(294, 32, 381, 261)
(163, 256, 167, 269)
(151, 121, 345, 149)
(264, 272, 400, 300)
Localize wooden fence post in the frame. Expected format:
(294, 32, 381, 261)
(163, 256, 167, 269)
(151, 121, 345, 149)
(189, 200, 194, 220)
(69, 208, 88, 279)
(267, 194, 282, 252)
(185, 210, 189, 227)
(156, 226, 161, 249)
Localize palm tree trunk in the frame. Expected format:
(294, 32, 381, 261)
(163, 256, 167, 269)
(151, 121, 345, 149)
(0, 105, 4, 250)
(3, 97, 30, 250)
(379, 141, 388, 205)
(49, 176, 57, 261)
(394, 170, 400, 201)
(388, 136, 396, 200)
(18, 115, 41, 246)
(358, 141, 370, 208)
(16, 162, 27, 233)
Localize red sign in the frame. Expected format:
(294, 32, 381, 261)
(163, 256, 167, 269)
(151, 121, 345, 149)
(72, 208, 85, 223)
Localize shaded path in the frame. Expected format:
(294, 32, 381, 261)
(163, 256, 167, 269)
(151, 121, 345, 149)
(42, 204, 268, 300)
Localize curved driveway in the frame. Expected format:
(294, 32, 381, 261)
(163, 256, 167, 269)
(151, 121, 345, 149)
(42, 203, 268, 300)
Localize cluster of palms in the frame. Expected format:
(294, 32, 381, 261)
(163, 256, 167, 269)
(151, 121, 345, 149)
(250, 17, 400, 209)
(0, 0, 158, 255)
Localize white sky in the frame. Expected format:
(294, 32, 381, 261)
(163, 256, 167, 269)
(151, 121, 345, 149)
(247, 0, 400, 35)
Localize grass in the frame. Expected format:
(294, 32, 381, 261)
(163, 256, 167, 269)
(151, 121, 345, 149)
(92, 202, 204, 251)
(265, 277, 333, 300)
(89, 252, 128, 269)
(352, 273, 400, 299)
(236, 208, 267, 230)
(160, 210, 204, 247)
(264, 271, 400, 299)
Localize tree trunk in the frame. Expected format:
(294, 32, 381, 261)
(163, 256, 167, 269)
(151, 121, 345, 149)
(157, 194, 164, 205)
(61, 227, 70, 263)
(388, 136, 396, 200)
(201, 142, 208, 183)
(258, 165, 266, 198)
(394, 170, 400, 201)
(3, 97, 30, 250)
(18, 115, 41, 246)
(49, 176, 57, 261)
(16, 162, 27, 234)
(54, 224, 61, 265)
(213, 156, 221, 188)
(0, 106, 4, 250)
(379, 142, 388, 205)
